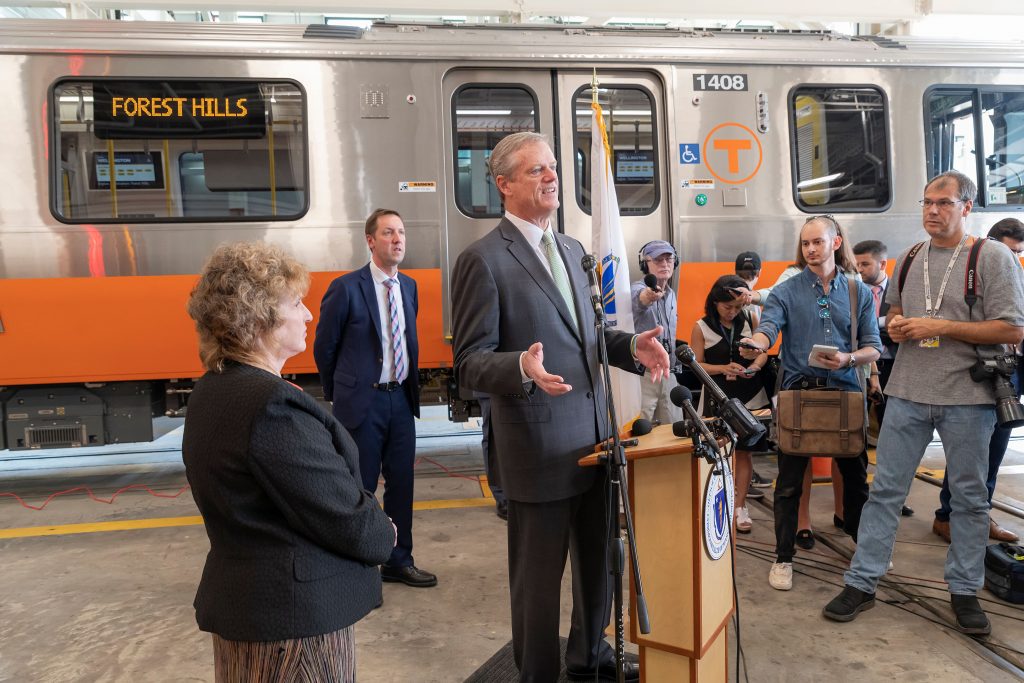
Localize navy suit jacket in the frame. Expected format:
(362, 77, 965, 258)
(314, 263, 420, 430)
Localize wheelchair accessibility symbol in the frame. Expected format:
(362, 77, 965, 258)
(679, 144, 700, 164)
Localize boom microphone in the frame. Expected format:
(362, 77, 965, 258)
(581, 254, 604, 319)
(670, 386, 721, 460)
(674, 344, 766, 442)
(643, 274, 660, 292)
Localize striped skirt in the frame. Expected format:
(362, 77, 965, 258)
(212, 626, 355, 682)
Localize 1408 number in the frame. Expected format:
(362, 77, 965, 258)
(693, 74, 748, 91)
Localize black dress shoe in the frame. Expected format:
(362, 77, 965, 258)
(566, 660, 639, 682)
(495, 501, 508, 521)
(381, 564, 437, 588)
(901, 505, 914, 517)
(951, 594, 991, 635)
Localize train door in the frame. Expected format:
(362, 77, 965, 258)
(440, 68, 671, 340)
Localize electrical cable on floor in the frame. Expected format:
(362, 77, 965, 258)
(743, 490, 1024, 676)
(0, 483, 192, 511)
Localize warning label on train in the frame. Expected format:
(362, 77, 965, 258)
(681, 179, 715, 190)
(92, 80, 267, 140)
(399, 181, 437, 193)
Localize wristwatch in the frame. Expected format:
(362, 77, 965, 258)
(847, 354, 857, 368)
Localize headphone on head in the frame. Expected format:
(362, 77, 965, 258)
(638, 241, 680, 274)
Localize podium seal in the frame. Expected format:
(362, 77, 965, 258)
(702, 461, 735, 560)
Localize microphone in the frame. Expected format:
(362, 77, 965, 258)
(581, 254, 604, 320)
(670, 386, 721, 460)
(674, 344, 766, 442)
(643, 273, 660, 292)
(631, 418, 660, 436)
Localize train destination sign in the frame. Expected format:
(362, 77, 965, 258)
(93, 81, 266, 140)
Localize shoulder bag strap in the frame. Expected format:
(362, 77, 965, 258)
(849, 278, 865, 393)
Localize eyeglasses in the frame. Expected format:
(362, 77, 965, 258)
(919, 198, 963, 209)
(817, 295, 831, 319)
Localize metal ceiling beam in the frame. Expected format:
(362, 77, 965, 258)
(5, 0, 1024, 23)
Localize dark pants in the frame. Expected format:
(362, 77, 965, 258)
(349, 386, 416, 568)
(872, 358, 894, 425)
(775, 452, 869, 562)
(507, 474, 612, 682)
(935, 364, 1021, 522)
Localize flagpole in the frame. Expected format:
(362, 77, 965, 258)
(589, 69, 651, 683)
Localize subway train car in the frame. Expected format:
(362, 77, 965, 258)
(1, 20, 1023, 449)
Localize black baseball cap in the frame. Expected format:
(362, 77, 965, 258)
(735, 251, 762, 272)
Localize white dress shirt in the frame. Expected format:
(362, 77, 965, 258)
(369, 260, 407, 383)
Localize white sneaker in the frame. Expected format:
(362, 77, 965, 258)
(736, 506, 752, 533)
(769, 562, 793, 590)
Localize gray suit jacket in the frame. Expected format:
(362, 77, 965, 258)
(451, 219, 639, 503)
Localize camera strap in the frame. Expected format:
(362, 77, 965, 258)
(897, 236, 989, 318)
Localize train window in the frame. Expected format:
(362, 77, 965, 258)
(51, 79, 307, 223)
(452, 85, 539, 218)
(573, 86, 659, 216)
(789, 86, 891, 212)
(928, 88, 1024, 208)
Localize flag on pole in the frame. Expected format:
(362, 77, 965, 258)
(591, 99, 642, 429)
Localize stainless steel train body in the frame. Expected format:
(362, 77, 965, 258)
(1, 20, 1022, 448)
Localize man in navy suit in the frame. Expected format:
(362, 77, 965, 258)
(314, 208, 437, 588)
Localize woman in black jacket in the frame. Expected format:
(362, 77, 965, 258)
(183, 241, 395, 682)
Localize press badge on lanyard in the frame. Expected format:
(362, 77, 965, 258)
(920, 234, 970, 349)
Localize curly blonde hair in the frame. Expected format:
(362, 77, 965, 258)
(187, 242, 310, 372)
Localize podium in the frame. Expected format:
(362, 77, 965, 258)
(579, 424, 734, 682)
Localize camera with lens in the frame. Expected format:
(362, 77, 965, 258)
(969, 353, 1024, 428)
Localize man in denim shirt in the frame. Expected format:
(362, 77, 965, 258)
(740, 216, 881, 591)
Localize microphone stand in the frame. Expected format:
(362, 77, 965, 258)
(590, 299, 650, 683)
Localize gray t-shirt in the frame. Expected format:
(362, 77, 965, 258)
(885, 237, 1024, 405)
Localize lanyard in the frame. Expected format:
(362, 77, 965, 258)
(923, 234, 969, 318)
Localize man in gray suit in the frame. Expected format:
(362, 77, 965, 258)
(451, 132, 670, 683)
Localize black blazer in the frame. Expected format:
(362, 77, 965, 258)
(182, 362, 394, 642)
(313, 264, 420, 430)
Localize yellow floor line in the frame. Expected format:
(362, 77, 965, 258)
(1, 498, 500, 540)
(0, 515, 204, 539)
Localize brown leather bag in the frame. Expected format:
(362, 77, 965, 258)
(772, 279, 867, 458)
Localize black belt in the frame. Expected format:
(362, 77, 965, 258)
(373, 381, 403, 392)
(791, 376, 830, 390)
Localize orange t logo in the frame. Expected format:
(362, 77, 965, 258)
(713, 138, 752, 174)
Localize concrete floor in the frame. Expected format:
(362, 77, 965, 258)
(1, 407, 1023, 682)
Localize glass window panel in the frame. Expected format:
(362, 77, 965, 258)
(52, 79, 307, 222)
(791, 86, 890, 211)
(573, 86, 658, 216)
(981, 91, 1024, 206)
(927, 90, 979, 195)
(452, 86, 538, 218)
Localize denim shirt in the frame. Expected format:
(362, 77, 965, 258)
(756, 267, 881, 392)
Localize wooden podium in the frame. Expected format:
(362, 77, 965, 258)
(580, 424, 733, 682)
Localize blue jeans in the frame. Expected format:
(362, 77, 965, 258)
(845, 397, 994, 595)
(935, 368, 1020, 521)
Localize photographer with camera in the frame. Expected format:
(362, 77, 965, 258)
(631, 240, 683, 424)
(824, 172, 1024, 637)
(932, 218, 1024, 545)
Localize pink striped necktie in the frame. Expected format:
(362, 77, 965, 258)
(384, 278, 406, 383)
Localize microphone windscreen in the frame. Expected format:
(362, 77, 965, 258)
(632, 418, 653, 436)
(670, 385, 693, 407)
(581, 254, 597, 271)
(672, 420, 690, 438)
(643, 274, 659, 290)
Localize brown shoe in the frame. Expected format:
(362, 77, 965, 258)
(989, 517, 1020, 542)
(932, 518, 951, 543)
